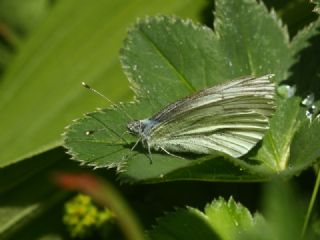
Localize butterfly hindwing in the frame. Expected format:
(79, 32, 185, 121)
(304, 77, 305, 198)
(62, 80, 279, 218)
(147, 75, 275, 157)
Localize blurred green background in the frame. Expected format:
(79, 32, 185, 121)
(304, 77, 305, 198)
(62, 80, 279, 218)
(0, 0, 318, 239)
(0, 0, 317, 168)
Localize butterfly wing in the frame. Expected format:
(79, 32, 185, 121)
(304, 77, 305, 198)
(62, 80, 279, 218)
(148, 75, 275, 158)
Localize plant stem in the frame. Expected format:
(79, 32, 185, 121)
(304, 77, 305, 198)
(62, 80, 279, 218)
(301, 166, 320, 239)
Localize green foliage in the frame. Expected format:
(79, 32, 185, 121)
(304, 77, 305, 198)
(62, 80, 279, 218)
(0, 0, 51, 35)
(312, 0, 320, 14)
(0, 0, 50, 75)
(147, 181, 319, 240)
(148, 197, 265, 240)
(0, 0, 211, 239)
(64, 0, 320, 183)
(0, 148, 75, 240)
(1, 0, 320, 239)
(0, 0, 207, 168)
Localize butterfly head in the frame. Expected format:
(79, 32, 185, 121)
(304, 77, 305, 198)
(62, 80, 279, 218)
(127, 120, 144, 136)
(127, 119, 157, 137)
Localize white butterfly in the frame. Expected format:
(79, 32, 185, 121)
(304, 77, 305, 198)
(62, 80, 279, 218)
(127, 74, 275, 159)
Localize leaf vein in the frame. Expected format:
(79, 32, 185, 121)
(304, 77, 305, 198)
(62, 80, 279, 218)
(139, 28, 196, 92)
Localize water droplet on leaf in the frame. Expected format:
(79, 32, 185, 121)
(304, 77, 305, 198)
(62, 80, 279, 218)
(277, 85, 296, 98)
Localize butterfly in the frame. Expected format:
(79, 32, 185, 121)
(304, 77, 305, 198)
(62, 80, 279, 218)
(127, 74, 275, 159)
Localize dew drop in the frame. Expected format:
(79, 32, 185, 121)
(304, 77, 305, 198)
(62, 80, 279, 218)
(276, 84, 296, 98)
(301, 93, 315, 107)
(306, 109, 313, 121)
(133, 65, 137, 71)
(306, 105, 318, 121)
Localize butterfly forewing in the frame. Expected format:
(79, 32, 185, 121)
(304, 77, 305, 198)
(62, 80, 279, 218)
(147, 74, 275, 158)
(151, 75, 274, 122)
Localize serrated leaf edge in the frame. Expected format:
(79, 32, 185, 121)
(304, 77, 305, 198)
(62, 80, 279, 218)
(119, 15, 213, 98)
(62, 101, 138, 171)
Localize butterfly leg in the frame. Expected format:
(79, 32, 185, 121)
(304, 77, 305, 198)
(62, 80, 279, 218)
(122, 151, 138, 163)
(160, 147, 185, 160)
(121, 130, 131, 138)
(131, 137, 142, 151)
(147, 142, 153, 164)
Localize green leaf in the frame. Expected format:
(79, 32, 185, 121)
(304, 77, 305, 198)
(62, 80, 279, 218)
(147, 197, 264, 240)
(205, 197, 265, 240)
(64, 0, 296, 182)
(212, 0, 291, 82)
(250, 98, 303, 172)
(248, 96, 320, 176)
(289, 16, 320, 98)
(288, 120, 320, 172)
(255, 13, 320, 176)
(290, 17, 320, 57)
(0, 147, 62, 193)
(148, 208, 220, 240)
(2, 203, 67, 240)
(311, 0, 320, 14)
(0, 148, 74, 239)
(0, 0, 209, 167)
(273, 0, 319, 37)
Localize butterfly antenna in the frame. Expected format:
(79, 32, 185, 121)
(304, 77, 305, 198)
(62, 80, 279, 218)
(82, 82, 133, 120)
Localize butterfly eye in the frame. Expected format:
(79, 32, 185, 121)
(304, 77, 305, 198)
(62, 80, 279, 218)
(127, 121, 141, 135)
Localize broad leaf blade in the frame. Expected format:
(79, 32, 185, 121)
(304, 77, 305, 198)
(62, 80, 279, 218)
(121, 16, 219, 108)
(289, 18, 320, 98)
(64, 0, 297, 182)
(213, 0, 291, 82)
(205, 197, 263, 240)
(249, 96, 320, 175)
(0, 0, 209, 167)
(251, 98, 303, 171)
(120, 0, 293, 180)
(148, 208, 220, 240)
(65, 92, 268, 182)
(290, 18, 320, 57)
(65, 99, 194, 173)
(288, 120, 320, 172)
(148, 197, 264, 240)
(0, 148, 74, 239)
